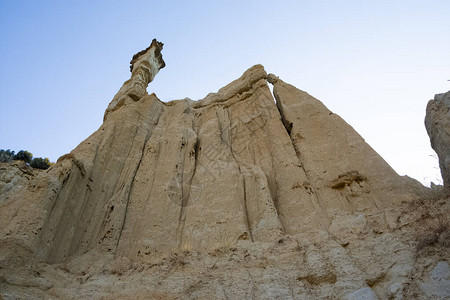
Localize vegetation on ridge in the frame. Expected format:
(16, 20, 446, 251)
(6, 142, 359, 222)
(0, 148, 53, 169)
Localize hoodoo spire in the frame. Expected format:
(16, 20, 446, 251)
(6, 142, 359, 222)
(104, 39, 166, 120)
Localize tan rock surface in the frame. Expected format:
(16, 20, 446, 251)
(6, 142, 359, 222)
(1, 44, 448, 299)
(0, 161, 41, 205)
(425, 91, 450, 187)
(104, 39, 165, 120)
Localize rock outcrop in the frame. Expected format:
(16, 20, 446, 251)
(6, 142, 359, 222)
(1, 41, 448, 299)
(425, 91, 450, 187)
(104, 38, 165, 120)
(0, 161, 42, 205)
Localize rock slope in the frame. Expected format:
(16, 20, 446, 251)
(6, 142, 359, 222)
(1, 42, 448, 299)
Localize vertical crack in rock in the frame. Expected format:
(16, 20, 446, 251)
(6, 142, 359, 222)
(91, 111, 144, 254)
(269, 80, 329, 220)
(114, 102, 165, 255)
(73, 115, 141, 255)
(240, 171, 253, 242)
(68, 182, 93, 254)
(46, 171, 70, 218)
(113, 138, 147, 254)
(262, 89, 288, 234)
(225, 107, 254, 242)
(177, 122, 199, 247)
(291, 141, 327, 216)
(216, 109, 226, 144)
(176, 133, 186, 232)
(268, 156, 287, 234)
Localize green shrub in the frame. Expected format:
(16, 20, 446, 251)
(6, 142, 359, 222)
(0, 149, 15, 163)
(13, 150, 33, 164)
(30, 157, 52, 170)
(2, 148, 53, 169)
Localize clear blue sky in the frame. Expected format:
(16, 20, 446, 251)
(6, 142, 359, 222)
(1, 0, 449, 185)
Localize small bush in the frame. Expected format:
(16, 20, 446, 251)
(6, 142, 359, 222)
(13, 150, 33, 164)
(209, 236, 237, 257)
(0, 149, 15, 163)
(30, 157, 52, 170)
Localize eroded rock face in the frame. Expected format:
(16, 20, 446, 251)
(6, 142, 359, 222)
(104, 39, 166, 120)
(270, 76, 423, 219)
(1, 43, 448, 299)
(425, 91, 450, 187)
(0, 161, 42, 205)
(0, 64, 422, 256)
(1, 64, 424, 263)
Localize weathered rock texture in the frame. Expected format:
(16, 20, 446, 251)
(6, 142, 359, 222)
(426, 91, 450, 187)
(104, 38, 165, 120)
(0, 161, 42, 206)
(1, 43, 449, 299)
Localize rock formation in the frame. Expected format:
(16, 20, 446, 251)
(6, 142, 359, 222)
(1, 41, 449, 299)
(0, 161, 42, 205)
(104, 38, 165, 120)
(425, 91, 450, 187)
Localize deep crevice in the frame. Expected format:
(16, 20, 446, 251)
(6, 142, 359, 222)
(270, 85, 330, 222)
(260, 86, 288, 234)
(274, 92, 293, 137)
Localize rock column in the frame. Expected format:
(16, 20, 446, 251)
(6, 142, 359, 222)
(104, 39, 165, 120)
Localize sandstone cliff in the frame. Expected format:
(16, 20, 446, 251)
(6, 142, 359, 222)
(426, 91, 450, 187)
(1, 42, 448, 299)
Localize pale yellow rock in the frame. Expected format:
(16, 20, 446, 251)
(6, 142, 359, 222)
(0, 161, 40, 204)
(0, 64, 429, 262)
(104, 39, 165, 120)
(271, 76, 425, 219)
(1, 44, 448, 299)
